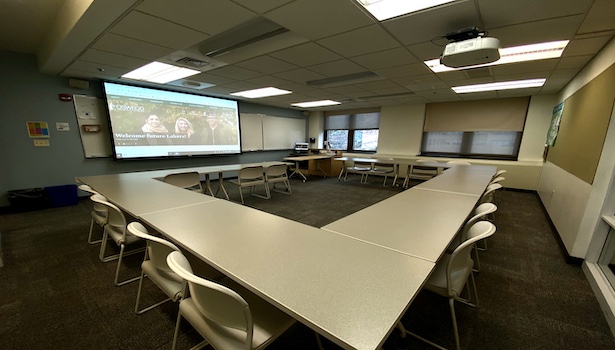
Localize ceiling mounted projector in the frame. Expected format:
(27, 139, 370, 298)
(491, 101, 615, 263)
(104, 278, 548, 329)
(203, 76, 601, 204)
(440, 27, 501, 68)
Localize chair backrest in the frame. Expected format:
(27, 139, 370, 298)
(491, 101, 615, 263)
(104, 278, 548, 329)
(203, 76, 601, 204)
(447, 160, 471, 165)
(461, 203, 497, 239)
(481, 183, 502, 203)
(447, 221, 496, 295)
(163, 172, 203, 193)
(127, 222, 181, 278)
(78, 184, 99, 195)
(353, 161, 373, 169)
(167, 251, 254, 349)
(493, 169, 507, 178)
(238, 166, 265, 182)
(90, 194, 126, 238)
(490, 176, 505, 185)
(266, 164, 288, 179)
(416, 159, 437, 163)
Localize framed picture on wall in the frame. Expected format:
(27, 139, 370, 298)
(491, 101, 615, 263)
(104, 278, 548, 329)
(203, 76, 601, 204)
(546, 102, 565, 147)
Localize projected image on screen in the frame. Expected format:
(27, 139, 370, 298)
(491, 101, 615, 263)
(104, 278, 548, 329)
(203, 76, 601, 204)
(103, 82, 241, 159)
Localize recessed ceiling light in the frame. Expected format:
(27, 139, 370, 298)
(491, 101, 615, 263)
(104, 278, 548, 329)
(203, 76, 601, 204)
(291, 100, 341, 108)
(230, 87, 292, 98)
(425, 40, 569, 72)
(121, 62, 200, 84)
(356, 0, 457, 21)
(452, 78, 546, 93)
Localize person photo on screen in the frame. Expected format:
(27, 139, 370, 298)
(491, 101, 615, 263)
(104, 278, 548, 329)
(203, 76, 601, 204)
(141, 114, 168, 133)
(174, 117, 195, 138)
(201, 113, 234, 145)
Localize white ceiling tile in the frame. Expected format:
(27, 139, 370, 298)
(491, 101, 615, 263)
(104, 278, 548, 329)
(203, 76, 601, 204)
(232, 0, 294, 14)
(189, 73, 235, 85)
(207, 65, 263, 80)
(351, 47, 418, 70)
(325, 85, 371, 97)
(373, 63, 431, 79)
(264, 0, 373, 40)
(78, 49, 149, 70)
(556, 55, 593, 69)
(91, 33, 175, 60)
(270, 42, 342, 66)
(383, 1, 480, 46)
(488, 15, 585, 47)
(221, 81, 262, 91)
(491, 60, 559, 76)
(564, 36, 613, 56)
(434, 70, 469, 82)
(66, 60, 129, 78)
(273, 68, 327, 83)
(577, 0, 615, 34)
(478, 0, 593, 29)
(246, 75, 292, 87)
(406, 41, 444, 61)
(235, 55, 298, 74)
(317, 25, 401, 57)
(415, 88, 462, 102)
(109, 11, 208, 49)
(397, 74, 446, 91)
(136, 0, 257, 36)
(549, 68, 581, 79)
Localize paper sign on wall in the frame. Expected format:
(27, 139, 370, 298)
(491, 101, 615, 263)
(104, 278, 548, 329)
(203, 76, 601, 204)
(26, 121, 50, 138)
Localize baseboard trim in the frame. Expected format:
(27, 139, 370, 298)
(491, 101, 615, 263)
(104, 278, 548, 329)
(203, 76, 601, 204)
(532, 191, 584, 266)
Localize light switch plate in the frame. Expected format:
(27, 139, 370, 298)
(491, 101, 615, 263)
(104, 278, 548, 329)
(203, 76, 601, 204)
(33, 139, 50, 147)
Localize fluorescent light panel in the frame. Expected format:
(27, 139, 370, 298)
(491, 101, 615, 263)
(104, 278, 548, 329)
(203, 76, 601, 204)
(425, 40, 569, 72)
(230, 87, 292, 98)
(291, 100, 341, 108)
(452, 78, 546, 93)
(122, 62, 200, 84)
(357, 0, 457, 21)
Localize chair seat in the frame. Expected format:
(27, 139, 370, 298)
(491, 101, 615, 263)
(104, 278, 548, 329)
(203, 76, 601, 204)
(141, 260, 184, 301)
(107, 224, 141, 245)
(180, 277, 295, 350)
(92, 209, 107, 226)
(424, 254, 473, 298)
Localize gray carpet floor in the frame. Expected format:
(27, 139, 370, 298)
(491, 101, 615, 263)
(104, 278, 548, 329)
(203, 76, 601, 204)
(0, 174, 613, 350)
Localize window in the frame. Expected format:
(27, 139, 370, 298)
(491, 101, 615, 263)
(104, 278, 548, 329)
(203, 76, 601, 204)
(324, 110, 380, 152)
(422, 131, 522, 160)
(421, 97, 529, 160)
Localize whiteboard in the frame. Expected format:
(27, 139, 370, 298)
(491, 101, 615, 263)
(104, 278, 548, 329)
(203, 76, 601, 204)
(240, 113, 264, 151)
(239, 113, 306, 151)
(263, 116, 306, 150)
(73, 95, 113, 158)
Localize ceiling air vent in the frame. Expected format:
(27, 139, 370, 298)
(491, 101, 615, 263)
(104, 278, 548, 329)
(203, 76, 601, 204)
(174, 57, 212, 69)
(199, 18, 291, 58)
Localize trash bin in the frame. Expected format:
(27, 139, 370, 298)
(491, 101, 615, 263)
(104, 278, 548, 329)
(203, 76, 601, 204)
(8, 188, 49, 212)
(44, 184, 78, 207)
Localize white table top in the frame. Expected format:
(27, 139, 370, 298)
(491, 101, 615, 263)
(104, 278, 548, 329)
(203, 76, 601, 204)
(81, 177, 217, 217)
(284, 154, 335, 161)
(322, 188, 481, 262)
(413, 165, 496, 196)
(140, 200, 434, 350)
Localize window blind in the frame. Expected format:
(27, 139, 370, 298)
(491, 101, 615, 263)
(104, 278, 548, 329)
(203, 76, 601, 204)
(424, 97, 529, 132)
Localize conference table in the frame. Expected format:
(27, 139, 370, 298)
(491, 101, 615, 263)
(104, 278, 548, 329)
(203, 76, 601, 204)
(335, 156, 449, 188)
(283, 154, 335, 181)
(76, 160, 496, 350)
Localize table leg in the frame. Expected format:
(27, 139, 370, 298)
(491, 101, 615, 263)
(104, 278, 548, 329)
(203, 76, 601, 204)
(204, 174, 215, 196)
(315, 159, 327, 177)
(214, 172, 229, 200)
(338, 161, 346, 181)
(288, 161, 307, 182)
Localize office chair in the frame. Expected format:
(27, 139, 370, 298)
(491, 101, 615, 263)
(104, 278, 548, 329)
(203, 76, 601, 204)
(344, 161, 372, 183)
(127, 222, 185, 315)
(166, 251, 296, 350)
(90, 194, 144, 286)
(265, 164, 292, 195)
(369, 161, 396, 186)
(229, 165, 270, 204)
(78, 184, 107, 245)
(397, 221, 496, 350)
(407, 159, 439, 184)
(163, 172, 204, 193)
(447, 203, 498, 272)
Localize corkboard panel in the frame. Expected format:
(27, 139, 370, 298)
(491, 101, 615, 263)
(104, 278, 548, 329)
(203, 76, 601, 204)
(546, 64, 615, 184)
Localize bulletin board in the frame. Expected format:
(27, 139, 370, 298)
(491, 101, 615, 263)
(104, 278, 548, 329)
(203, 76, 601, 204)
(73, 95, 113, 158)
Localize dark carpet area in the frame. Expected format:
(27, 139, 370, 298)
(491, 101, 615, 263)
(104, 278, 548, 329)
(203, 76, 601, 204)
(0, 174, 613, 350)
